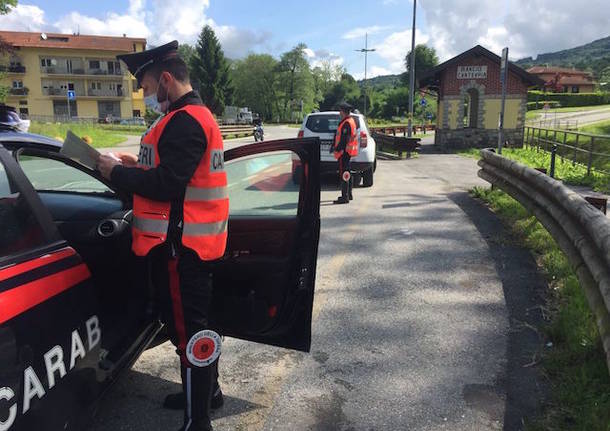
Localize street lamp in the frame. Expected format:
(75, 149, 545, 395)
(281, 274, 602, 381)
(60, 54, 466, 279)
(407, 0, 417, 137)
(356, 33, 376, 117)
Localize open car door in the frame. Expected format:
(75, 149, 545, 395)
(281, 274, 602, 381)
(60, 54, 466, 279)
(210, 138, 320, 352)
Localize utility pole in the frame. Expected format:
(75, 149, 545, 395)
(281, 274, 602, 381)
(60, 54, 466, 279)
(356, 33, 375, 117)
(407, 0, 417, 137)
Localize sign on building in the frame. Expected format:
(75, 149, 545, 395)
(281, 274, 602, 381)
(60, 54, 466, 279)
(457, 65, 487, 79)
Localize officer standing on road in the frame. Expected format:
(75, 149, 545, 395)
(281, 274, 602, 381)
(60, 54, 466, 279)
(331, 101, 359, 204)
(97, 41, 227, 431)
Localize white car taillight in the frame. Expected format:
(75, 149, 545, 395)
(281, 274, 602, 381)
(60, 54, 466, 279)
(360, 131, 368, 148)
(297, 130, 304, 138)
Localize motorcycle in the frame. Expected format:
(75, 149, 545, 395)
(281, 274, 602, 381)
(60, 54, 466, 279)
(253, 122, 264, 142)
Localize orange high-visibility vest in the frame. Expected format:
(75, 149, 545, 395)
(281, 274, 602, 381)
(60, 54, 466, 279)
(132, 105, 228, 261)
(333, 116, 358, 159)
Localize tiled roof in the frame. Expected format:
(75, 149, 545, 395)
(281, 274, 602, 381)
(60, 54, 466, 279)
(527, 66, 590, 76)
(557, 76, 596, 86)
(0, 31, 146, 52)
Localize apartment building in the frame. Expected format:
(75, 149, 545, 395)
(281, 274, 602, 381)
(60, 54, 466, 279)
(0, 31, 147, 120)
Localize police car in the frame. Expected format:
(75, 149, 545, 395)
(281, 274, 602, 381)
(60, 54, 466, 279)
(0, 128, 321, 430)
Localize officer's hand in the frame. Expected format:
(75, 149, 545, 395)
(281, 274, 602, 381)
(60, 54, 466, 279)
(97, 154, 121, 180)
(114, 152, 138, 167)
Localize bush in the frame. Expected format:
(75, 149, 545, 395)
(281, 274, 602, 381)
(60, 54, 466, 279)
(528, 90, 610, 107)
(527, 101, 561, 111)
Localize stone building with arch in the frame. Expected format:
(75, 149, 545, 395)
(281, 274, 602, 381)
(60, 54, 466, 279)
(419, 45, 543, 149)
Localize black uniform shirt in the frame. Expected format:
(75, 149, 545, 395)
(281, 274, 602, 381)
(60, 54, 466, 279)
(111, 90, 208, 240)
(336, 117, 352, 152)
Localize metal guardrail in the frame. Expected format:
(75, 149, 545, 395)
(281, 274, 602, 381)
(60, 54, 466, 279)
(524, 126, 610, 175)
(478, 149, 610, 372)
(219, 125, 253, 138)
(370, 124, 435, 136)
(372, 132, 421, 158)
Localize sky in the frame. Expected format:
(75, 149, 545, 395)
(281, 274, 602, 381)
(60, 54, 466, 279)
(0, 0, 609, 79)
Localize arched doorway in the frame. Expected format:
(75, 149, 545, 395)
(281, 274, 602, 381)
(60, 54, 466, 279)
(462, 88, 479, 128)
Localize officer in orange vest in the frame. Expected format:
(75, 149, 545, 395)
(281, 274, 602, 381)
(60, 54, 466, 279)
(331, 101, 359, 204)
(97, 41, 227, 431)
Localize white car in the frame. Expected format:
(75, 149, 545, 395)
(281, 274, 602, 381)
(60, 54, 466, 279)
(297, 111, 376, 187)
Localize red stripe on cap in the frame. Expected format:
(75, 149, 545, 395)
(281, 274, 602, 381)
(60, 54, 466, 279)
(0, 263, 91, 324)
(0, 247, 77, 281)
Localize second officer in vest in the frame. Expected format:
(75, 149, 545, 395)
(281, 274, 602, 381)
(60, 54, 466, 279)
(97, 41, 227, 431)
(331, 101, 359, 204)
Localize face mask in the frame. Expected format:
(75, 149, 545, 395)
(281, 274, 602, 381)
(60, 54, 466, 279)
(144, 77, 170, 114)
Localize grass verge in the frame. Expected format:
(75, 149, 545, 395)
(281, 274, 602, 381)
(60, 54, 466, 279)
(580, 120, 610, 136)
(29, 122, 129, 148)
(458, 147, 610, 193)
(470, 186, 610, 430)
(526, 104, 610, 120)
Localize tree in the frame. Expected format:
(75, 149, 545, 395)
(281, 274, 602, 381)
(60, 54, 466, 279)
(177, 43, 196, 78)
(0, 0, 16, 15)
(318, 73, 360, 111)
(312, 60, 344, 103)
(402, 44, 439, 86)
(190, 25, 233, 116)
(232, 54, 279, 121)
(275, 43, 315, 121)
(0, 0, 17, 103)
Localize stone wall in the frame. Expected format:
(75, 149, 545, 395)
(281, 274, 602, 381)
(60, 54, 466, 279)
(434, 127, 524, 150)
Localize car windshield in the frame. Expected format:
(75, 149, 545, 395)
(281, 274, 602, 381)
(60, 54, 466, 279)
(305, 114, 361, 133)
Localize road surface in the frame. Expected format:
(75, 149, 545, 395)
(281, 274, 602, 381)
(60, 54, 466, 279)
(88, 147, 546, 430)
(106, 125, 299, 155)
(528, 106, 610, 127)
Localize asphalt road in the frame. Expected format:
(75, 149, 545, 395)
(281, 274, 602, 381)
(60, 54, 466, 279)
(88, 148, 523, 431)
(107, 125, 299, 155)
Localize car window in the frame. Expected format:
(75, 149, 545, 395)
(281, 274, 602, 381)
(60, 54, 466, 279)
(18, 155, 112, 194)
(305, 114, 361, 133)
(0, 160, 49, 257)
(305, 115, 340, 133)
(226, 151, 299, 217)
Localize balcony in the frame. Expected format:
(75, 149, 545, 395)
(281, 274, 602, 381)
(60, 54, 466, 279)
(9, 87, 29, 96)
(42, 87, 85, 97)
(0, 65, 26, 73)
(86, 68, 124, 76)
(87, 88, 125, 98)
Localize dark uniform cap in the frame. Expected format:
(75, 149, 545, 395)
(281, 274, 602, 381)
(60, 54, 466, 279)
(117, 40, 179, 85)
(336, 101, 354, 112)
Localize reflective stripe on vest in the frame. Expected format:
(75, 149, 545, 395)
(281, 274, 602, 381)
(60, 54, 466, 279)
(133, 217, 169, 234)
(185, 186, 229, 201)
(131, 104, 229, 261)
(183, 219, 228, 236)
(334, 116, 358, 159)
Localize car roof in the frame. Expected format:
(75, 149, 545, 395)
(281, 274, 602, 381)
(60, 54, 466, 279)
(0, 130, 62, 150)
(306, 111, 363, 118)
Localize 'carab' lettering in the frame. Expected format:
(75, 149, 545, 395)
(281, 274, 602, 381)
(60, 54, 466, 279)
(0, 315, 101, 430)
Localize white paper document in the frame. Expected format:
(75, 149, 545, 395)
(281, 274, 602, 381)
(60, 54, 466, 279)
(60, 130, 101, 170)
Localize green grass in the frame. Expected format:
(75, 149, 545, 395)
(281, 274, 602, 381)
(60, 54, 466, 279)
(459, 147, 610, 193)
(29, 122, 130, 148)
(580, 120, 610, 136)
(471, 186, 610, 431)
(527, 104, 610, 120)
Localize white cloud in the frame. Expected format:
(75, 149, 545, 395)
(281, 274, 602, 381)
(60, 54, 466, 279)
(342, 25, 391, 40)
(306, 48, 344, 69)
(373, 28, 430, 74)
(0, 4, 46, 31)
(418, 0, 610, 61)
(0, 1, 271, 60)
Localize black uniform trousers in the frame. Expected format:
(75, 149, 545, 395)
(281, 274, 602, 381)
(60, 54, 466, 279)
(151, 241, 219, 431)
(338, 153, 353, 200)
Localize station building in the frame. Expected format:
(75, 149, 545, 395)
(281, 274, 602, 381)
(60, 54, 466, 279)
(420, 45, 543, 149)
